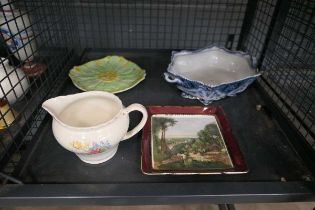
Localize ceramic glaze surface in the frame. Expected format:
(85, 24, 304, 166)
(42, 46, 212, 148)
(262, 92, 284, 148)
(0, 58, 30, 104)
(0, 9, 37, 61)
(42, 91, 148, 164)
(59, 97, 120, 127)
(173, 50, 256, 86)
(69, 56, 146, 93)
(0, 102, 17, 129)
(164, 46, 260, 105)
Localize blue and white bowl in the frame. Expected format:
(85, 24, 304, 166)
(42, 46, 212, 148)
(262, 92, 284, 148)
(164, 46, 261, 105)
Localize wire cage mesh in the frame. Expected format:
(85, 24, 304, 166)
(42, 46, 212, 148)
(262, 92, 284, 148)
(243, 0, 315, 148)
(0, 0, 313, 183)
(0, 0, 78, 178)
(76, 0, 247, 50)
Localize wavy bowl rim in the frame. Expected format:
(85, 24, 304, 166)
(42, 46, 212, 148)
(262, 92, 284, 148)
(166, 46, 261, 88)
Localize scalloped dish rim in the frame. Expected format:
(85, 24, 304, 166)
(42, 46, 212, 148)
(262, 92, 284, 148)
(166, 46, 260, 88)
(69, 56, 146, 93)
(70, 74, 146, 94)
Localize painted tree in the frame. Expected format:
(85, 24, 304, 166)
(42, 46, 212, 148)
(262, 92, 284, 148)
(197, 124, 224, 152)
(153, 117, 177, 155)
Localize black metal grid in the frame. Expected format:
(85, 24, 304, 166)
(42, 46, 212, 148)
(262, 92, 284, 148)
(0, 0, 78, 180)
(243, 0, 315, 149)
(76, 0, 247, 50)
(0, 0, 313, 186)
(239, 0, 277, 60)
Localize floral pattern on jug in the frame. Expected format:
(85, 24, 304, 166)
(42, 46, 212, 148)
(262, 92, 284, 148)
(72, 139, 112, 154)
(42, 91, 148, 164)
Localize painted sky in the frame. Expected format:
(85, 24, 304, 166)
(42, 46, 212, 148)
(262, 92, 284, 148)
(153, 114, 217, 138)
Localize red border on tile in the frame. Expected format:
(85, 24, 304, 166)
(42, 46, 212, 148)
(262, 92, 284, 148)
(141, 106, 248, 175)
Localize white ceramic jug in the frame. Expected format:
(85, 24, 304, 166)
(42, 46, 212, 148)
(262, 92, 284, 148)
(0, 1, 37, 62)
(42, 91, 148, 164)
(0, 57, 30, 104)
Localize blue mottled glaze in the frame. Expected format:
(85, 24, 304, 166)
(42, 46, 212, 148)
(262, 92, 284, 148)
(164, 46, 261, 105)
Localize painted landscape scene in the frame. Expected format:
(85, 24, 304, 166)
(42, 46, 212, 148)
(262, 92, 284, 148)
(151, 114, 233, 171)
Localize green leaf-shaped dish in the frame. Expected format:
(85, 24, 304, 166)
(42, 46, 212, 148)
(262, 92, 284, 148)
(69, 56, 146, 93)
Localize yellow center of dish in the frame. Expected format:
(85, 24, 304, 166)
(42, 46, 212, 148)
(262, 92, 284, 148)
(98, 71, 118, 82)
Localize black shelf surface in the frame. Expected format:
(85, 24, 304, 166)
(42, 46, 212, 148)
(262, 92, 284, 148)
(1, 50, 315, 205)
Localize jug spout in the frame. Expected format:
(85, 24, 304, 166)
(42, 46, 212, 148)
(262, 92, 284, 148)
(42, 96, 71, 119)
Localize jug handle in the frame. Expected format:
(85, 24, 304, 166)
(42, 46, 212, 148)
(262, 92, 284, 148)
(122, 103, 148, 140)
